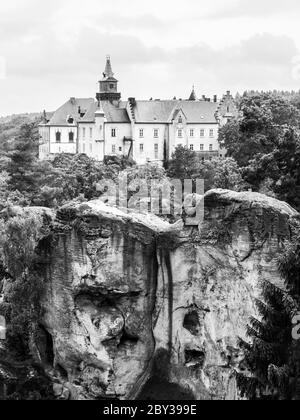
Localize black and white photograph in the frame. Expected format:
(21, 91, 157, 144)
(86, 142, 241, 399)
(1, 0, 300, 406)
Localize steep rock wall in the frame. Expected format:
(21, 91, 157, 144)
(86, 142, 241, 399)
(149, 190, 297, 400)
(33, 191, 298, 400)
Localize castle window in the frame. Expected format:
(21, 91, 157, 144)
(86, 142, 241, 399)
(227, 105, 230, 113)
(200, 129, 205, 137)
(90, 128, 93, 138)
(83, 128, 86, 138)
(112, 145, 116, 153)
(140, 144, 144, 153)
(56, 131, 61, 143)
(111, 129, 116, 138)
(154, 129, 159, 138)
(69, 131, 74, 143)
(178, 129, 183, 138)
(209, 129, 214, 137)
(200, 144, 204, 151)
(110, 84, 114, 89)
(139, 129, 144, 138)
(178, 116, 183, 124)
(190, 129, 194, 138)
(209, 144, 213, 151)
(154, 144, 159, 159)
(190, 144, 194, 151)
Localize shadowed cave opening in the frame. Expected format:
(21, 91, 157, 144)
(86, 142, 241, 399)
(183, 311, 200, 336)
(185, 350, 206, 368)
(35, 325, 55, 367)
(137, 348, 196, 401)
(118, 330, 139, 347)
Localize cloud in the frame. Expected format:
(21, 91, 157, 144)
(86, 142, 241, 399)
(167, 34, 299, 92)
(0, 0, 299, 115)
(0, 0, 62, 39)
(206, 0, 300, 19)
(91, 13, 164, 31)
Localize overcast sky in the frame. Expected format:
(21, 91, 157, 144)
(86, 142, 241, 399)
(1, 0, 300, 116)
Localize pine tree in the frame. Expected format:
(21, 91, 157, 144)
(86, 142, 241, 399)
(237, 280, 294, 400)
(7, 123, 40, 194)
(237, 226, 300, 400)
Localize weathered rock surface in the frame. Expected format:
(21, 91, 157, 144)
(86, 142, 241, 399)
(18, 190, 300, 400)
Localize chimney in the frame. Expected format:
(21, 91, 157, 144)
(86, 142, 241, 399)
(226, 91, 231, 96)
(70, 97, 76, 105)
(128, 97, 136, 107)
(213, 95, 218, 103)
(78, 106, 81, 114)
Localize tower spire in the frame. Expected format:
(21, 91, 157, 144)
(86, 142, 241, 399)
(103, 55, 114, 78)
(189, 85, 197, 101)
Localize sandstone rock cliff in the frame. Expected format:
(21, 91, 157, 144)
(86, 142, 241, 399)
(3, 190, 298, 400)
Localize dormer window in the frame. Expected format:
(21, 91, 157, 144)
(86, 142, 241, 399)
(67, 116, 74, 124)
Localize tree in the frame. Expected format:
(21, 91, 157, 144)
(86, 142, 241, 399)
(243, 128, 300, 209)
(237, 225, 300, 400)
(167, 146, 198, 180)
(201, 157, 245, 191)
(237, 280, 295, 400)
(219, 93, 300, 167)
(7, 123, 39, 194)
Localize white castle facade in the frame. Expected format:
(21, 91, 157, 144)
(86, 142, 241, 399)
(39, 57, 238, 165)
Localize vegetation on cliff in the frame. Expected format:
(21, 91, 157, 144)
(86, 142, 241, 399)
(0, 208, 54, 399)
(237, 225, 300, 400)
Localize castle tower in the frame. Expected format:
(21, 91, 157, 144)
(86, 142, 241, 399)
(96, 56, 121, 104)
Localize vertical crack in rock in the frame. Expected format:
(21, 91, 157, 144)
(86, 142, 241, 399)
(164, 251, 174, 357)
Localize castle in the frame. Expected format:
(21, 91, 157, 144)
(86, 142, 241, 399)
(39, 56, 238, 165)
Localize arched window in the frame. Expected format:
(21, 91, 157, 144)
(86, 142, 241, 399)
(56, 131, 61, 143)
(69, 131, 74, 142)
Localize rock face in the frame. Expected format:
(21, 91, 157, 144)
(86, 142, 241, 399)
(34, 190, 298, 400)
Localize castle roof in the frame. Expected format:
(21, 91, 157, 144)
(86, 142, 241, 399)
(47, 97, 220, 126)
(48, 98, 94, 126)
(81, 100, 130, 123)
(131, 100, 219, 123)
